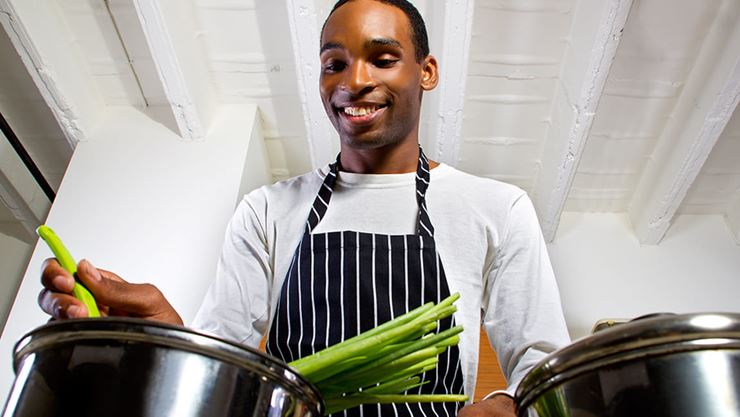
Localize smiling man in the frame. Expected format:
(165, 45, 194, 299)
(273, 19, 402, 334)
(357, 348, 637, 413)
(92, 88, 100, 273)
(250, 1, 569, 415)
(38, 1, 570, 416)
(318, 0, 438, 174)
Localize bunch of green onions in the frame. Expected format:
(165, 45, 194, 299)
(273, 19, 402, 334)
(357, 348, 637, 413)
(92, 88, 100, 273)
(288, 293, 468, 415)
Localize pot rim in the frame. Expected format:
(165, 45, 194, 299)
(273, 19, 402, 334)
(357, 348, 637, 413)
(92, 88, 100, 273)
(13, 317, 324, 416)
(514, 312, 740, 411)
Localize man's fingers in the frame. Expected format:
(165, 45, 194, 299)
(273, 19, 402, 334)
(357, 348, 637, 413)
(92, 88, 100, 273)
(38, 259, 181, 324)
(38, 289, 88, 319)
(74, 259, 183, 325)
(98, 268, 127, 284)
(96, 280, 156, 313)
(77, 259, 128, 284)
(40, 258, 75, 294)
(76, 260, 163, 316)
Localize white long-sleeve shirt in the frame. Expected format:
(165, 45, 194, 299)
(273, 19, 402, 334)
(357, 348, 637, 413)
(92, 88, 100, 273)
(192, 163, 570, 398)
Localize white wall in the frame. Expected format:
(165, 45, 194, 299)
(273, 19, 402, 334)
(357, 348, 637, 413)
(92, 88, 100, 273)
(0, 233, 32, 334)
(550, 212, 740, 339)
(0, 104, 271, 403)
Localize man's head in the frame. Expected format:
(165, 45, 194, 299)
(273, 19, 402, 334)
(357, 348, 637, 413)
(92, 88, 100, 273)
(323, 0, 430, 63)
(319, 0, 438, 153)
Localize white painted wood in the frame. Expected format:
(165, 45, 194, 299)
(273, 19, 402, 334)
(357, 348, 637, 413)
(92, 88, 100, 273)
(125, 0, 212, 139)
(0, 232, 32, 335)
(467, 94, 549, 104)
(432, 0, 475, 166)
(629, 0, 740, 245)
(726, 195, 740, 244)
(465, 136, 538, 146)
(551, 212, 740, 338)
(0, 0, 103, 146)
(0, 173, 38, 242)
(533, 0, 634, 242)
(285, 0, 337, 168)
(195, 0, 257, 10)
(238, 110, 272, 200)
(0, 131, 51, 241)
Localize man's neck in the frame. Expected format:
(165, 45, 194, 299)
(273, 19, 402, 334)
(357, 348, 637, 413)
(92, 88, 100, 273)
(339, 141, 439, 174)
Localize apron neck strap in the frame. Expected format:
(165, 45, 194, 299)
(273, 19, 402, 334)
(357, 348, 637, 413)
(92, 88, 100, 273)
(416, 148, 434, 237)
(305, 147, 434, 237)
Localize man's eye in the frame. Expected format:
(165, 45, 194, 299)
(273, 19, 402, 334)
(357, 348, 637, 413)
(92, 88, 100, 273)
(374, 59, 398, 68)
(323, 61, 346, 73)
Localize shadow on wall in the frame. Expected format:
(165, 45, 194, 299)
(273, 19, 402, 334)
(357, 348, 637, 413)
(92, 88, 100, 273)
(0, 233, 34, 334)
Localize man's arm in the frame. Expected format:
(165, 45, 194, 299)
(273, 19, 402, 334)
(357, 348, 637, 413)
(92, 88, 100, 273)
(191, 194, 273, 347)
(480, 193, 570, 399)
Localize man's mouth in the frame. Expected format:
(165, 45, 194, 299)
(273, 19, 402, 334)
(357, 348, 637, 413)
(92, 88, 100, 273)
(336, 104, 388, 125)
(342, 105, 383, 117)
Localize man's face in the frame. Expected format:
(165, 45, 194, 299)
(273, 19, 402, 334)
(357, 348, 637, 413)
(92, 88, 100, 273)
(319, 0, 438, 150)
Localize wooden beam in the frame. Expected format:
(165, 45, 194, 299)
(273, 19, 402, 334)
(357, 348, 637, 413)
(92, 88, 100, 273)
(0, 137, 50, 242)
(532, 0, 634, 242)
(629, 0, 740, 245)
(0, 0, 103, 146)
(285, 0, 337, 168)
(726, 194, 740, 245)
(109, 0, 215, 140)
(0, 172, 37, 242)
(431, 0, 475, 166)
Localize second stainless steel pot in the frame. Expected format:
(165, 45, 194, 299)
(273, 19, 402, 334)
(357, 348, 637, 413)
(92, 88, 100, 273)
(2, 318, 323, 417)
(515, 312, 740, 417)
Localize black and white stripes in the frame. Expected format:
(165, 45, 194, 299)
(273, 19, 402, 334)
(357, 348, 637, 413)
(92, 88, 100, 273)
(266, 148, 465, 417)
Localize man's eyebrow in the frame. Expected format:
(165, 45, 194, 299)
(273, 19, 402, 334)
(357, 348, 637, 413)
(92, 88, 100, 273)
(320, 38, 403, 54)
(367, 38, 402, 49)
(320, 42, 343, 54)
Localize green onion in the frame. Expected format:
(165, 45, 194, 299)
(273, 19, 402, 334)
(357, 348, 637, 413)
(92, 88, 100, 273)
(36, 225, 100, 318)
(288, 293, 468, 415)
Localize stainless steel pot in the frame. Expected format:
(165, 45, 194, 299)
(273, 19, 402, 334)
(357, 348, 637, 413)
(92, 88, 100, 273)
(515, 313, 740, 417)
(2, 318, 323, 417)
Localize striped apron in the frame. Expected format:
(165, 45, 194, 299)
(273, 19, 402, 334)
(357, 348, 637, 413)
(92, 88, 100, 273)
(266, 148, 465, 416)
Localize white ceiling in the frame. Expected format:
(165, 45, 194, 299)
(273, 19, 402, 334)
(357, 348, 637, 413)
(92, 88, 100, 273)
(0, 0, 738, 245)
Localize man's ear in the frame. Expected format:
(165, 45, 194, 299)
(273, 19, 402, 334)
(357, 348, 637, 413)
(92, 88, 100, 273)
(421, 55, 439, 91)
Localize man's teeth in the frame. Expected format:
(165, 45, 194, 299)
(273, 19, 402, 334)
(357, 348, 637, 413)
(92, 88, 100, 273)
(343, 106, 379, 117)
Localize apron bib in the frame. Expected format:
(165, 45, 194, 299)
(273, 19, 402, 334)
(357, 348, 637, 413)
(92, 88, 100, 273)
(267, 148, 465, 417)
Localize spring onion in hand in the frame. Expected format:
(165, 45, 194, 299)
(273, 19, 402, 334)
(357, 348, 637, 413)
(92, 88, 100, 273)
(36, 225, 100, 317)
(288, 293, 468, 414)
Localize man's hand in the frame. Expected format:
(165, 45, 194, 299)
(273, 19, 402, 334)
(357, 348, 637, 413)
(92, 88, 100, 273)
(457, 394, 516, 417)
(38, 258, 183, 325)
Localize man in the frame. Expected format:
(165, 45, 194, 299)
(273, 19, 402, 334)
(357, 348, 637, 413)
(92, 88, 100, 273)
(39, 1, 570, 416)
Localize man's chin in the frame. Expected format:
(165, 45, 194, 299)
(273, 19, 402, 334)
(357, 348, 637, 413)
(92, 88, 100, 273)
(340, 135, 396, 150)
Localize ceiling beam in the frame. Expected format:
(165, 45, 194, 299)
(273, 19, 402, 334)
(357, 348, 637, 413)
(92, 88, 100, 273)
(628, 0, 740, 245)
(0, 0, 103, 147)
(0, 171, 39, 243)
(532, 0, 634, 242)
(285, 0, 336, 168)
(430, 0, 475, 166)
(108, 0, 215, 140)
(0, 134, 50, 242)
(726, 194, 740, 245)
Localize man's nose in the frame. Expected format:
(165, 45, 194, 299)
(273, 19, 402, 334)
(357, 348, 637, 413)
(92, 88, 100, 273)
(343, 61, 375, 94)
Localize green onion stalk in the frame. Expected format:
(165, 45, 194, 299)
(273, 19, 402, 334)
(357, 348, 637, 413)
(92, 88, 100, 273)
(36, 225, 100, 317)
(288, 293, 468, 415)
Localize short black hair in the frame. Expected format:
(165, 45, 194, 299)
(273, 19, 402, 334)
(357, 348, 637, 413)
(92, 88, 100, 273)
(323, 0, 430, 62)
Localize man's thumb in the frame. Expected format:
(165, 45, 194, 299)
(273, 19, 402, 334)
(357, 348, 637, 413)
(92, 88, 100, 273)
(75, 260, 149, 313)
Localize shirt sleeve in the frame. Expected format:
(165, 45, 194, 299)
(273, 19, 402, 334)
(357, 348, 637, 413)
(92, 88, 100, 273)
(481, 193, 571, 394)
(191, 191, 272, 348)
